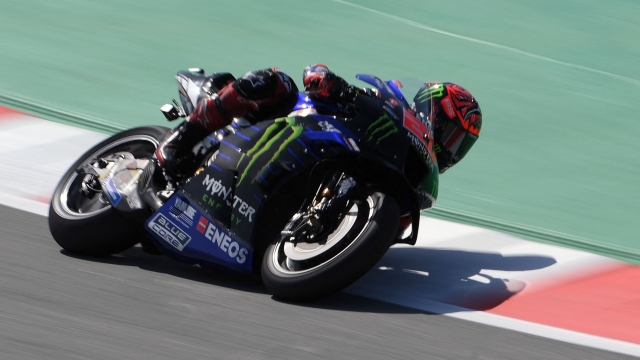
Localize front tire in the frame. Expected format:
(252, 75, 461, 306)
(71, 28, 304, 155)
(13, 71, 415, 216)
(49, 126, 169, 256)
(261, 190, 399, 302)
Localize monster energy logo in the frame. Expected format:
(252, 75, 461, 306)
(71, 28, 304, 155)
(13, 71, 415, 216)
(237, 117, 303, 186)
(366, 114, 398, 145)
(416, 84, 445, 102)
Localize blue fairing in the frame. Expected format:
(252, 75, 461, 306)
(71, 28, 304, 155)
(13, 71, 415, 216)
(355, 74, 410, 108)
(355, 74, 381, 89)
(146, 193, 253, 272)
(300, 129, 351, 149)
(385, 79, 410, 108)
(293, 92, 340, 114)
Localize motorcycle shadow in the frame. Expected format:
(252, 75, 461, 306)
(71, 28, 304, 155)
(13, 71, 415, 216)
(340, 247, 557, 313)
(61, 246, 424, 314)
(60, 245, 557, 314)
(60, 245, 268, 295)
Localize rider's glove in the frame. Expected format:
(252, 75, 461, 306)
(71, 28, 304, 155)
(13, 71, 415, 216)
(360, 87, 378, 98)
(303, 64, 348, 101)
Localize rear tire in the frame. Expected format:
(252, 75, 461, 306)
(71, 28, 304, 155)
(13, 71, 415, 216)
(49, 126, 169, 256)
(261, 190, 399, 302)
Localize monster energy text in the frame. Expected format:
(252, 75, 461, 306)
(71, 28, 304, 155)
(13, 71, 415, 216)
(202, 174, 255, 222)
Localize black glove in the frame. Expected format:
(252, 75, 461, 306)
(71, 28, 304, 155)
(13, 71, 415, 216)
(303, 64, 349, 101)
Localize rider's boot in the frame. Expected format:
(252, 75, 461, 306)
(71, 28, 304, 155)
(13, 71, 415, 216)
(155, 120, 209, 176)
(155, 84, 254, 177)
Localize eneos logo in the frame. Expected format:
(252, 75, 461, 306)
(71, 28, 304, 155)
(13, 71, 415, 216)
(200, 218, 249, 264)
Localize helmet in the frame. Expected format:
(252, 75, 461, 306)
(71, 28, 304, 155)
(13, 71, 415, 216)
(416, 82, 482, 173)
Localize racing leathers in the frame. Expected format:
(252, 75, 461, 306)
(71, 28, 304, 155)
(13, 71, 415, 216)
(155, 65, 361, 177)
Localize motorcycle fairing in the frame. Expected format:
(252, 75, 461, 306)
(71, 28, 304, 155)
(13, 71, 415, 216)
(356, 74, 439, 204)
(292, 92, 341, 115)
(145, 111, 416, 271)
(145, 192, 253, 272)
(178, 117, 360, 246)
(355, 74, 409, 108)
(184, 166, 237, 229)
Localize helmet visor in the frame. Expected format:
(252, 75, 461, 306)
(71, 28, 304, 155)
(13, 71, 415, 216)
(436, 120, 478, 165)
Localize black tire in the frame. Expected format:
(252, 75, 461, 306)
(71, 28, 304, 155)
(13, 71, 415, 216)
(49, 126, 169, 256)
(261, 190, 400, 302)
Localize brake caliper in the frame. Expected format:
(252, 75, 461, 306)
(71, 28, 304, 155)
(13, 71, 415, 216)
(281, 173, 359, 241)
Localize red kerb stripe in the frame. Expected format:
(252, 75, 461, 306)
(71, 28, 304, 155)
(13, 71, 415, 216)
(488, 264, 640, 344)
(0, 106, 24, 120)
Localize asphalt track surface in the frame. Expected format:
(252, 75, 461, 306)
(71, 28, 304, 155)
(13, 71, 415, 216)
(0, 204, 635, 360)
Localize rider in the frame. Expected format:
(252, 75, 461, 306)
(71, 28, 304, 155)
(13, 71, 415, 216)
(155, 64, 482, 177)
(156, 64, 360, 176)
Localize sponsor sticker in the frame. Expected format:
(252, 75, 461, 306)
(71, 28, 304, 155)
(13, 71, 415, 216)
(148, 213, 192, 251)
(202, 175, 255, 222)
(202, 221, 249, 264)
(344, 137, 360, 152)
(319, 121, 341, 133)
(196, 215, 209, 234)
(403, 109, 427, 145)
(382, 105, 400, 120)
(442, 97, 456, 119)
(169, 197, 196, 227)
(103, 177, 122, 206)
(365, 114, 398, 145)
(202, 174, 233, 202)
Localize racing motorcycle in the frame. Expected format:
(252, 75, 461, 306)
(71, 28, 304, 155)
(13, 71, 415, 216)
(49, 68, 439, 301)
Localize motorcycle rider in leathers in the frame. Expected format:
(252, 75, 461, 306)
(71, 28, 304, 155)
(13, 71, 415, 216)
(155, 64, 482, 181)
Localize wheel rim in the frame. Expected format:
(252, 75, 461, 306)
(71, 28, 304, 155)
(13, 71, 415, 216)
(56, 135, 159, 220)
(270, 195, 376, 275)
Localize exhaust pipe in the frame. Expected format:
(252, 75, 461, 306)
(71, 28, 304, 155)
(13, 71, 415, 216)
(139, 161, 164, 212)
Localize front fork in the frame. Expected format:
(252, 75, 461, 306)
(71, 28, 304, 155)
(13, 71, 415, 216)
(281, 171, 360, 240)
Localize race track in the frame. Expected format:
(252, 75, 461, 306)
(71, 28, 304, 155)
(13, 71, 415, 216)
(0, 109, 638, 359)
(1, 1, 639, 356)
(1, 204, 636, 360)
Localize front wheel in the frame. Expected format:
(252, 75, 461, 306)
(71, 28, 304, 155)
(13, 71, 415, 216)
(49, 126, 169, 256)
(261, 190, 400, 302)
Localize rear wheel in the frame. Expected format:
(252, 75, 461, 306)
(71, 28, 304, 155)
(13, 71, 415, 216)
(49, 126, 169, 256)
(261, 190, 399, 301)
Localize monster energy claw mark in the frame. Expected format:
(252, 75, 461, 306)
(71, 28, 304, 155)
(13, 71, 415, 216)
(416, 84, 444, 102)
(238, 117, 302, 186)
(366, 114, 398, 145)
